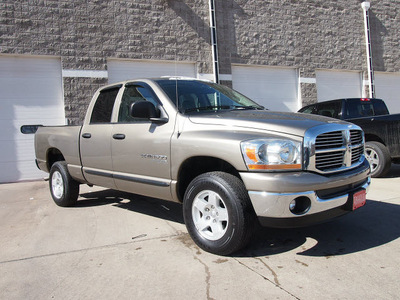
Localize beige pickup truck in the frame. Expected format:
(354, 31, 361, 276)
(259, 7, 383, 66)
(35, 77, 370, 255)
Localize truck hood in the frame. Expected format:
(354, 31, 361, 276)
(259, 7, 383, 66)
(188, 110, 348, 136)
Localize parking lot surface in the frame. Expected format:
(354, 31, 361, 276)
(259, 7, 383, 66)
(1, 166, 400, 299)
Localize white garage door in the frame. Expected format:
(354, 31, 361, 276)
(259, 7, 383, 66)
(108, 59, 196, 83)
(375, 72, 400, 114)
(316, 70, 362, 102)
(0, 56, 65, 183)
(231, 65, 299, 112)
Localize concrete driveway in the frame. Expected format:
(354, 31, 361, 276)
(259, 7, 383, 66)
(1, 166, 399, 299)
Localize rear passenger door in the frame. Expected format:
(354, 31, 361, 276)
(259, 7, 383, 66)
(80, 85, 122, 189)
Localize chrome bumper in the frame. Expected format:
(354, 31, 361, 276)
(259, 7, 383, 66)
(248, 177, 370, 219)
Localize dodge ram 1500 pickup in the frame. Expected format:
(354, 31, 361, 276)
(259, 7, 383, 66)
(299, 98, 400, 177)
(35, 77, 371, 255)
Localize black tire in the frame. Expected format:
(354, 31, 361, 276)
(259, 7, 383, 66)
(183, 172, 256, 255)
(49, 161, 80, 207)
(365, 141, 391, 178)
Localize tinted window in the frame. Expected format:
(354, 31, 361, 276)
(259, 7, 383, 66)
(118, 84, 159, 122)
(372, 99, 389, 115)
(90, 87, 120, 123)
(156, 79, 263, 113)
(299, 105, 316, 114)
(316, 101, 341, 118)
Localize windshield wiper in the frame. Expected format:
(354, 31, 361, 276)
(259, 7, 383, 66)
(184, 105, 232, 113)
(233, 105, 265, 110)
(184, 105, 265, 113)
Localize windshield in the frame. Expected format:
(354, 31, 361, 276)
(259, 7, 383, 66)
(155, 79, 264, 114)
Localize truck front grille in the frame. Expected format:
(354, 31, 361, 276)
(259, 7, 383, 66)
(305, 125, 365, 174)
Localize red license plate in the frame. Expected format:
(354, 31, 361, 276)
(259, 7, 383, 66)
(353, 189, 366, 210)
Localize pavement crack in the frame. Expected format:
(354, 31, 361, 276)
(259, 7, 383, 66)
(193, 255, 213, 300)
(0, 233, 182, 265)
(255, 257, 280, 286)
(234, 258, 301, 300)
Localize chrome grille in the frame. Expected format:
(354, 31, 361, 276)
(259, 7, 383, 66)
(305, 125, 365, 174)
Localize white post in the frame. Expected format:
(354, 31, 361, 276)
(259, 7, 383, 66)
(361, 2, 375, 98)
(209, 0, 219, 83)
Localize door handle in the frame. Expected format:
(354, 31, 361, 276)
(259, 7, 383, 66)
(113, 133, 126, 140)
(82, 133, 91, 139)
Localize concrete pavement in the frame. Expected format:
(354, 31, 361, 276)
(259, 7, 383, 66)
(1, 166, 399, 299)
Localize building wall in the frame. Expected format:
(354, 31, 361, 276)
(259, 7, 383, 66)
(216, 0, 400, 105)
(1, 0, 399, 123)
(1, 0, 212, 124)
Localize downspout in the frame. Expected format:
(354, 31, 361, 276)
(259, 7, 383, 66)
(361, 2, 375, 98)
(209, 0, 219, 83)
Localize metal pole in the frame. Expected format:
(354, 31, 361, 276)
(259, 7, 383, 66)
(361, 2, 375, 98)
(209, 0, 219, 83)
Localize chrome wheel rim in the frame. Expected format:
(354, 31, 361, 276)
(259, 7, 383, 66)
(51, 171, 64, 199)
(365, 147, 379, 174)
(192, 190, 229, 241)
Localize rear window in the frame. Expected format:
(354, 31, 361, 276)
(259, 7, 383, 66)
(343, 99, 389, 119)
(90, 87, 120, 123)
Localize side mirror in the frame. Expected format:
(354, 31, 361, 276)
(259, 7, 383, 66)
(130, 101, 168, 123)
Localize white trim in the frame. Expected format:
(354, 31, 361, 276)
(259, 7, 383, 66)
(197, 73, 215, 81)
(219, 74, 233, 81)
(62, 69, 108, 78)
(300, 77, 316, 84)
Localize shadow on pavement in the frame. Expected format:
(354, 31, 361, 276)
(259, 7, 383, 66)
(238, 199, 400, 258)
(78, 189, 184, 224)
(382, 164, 400, 178)
(78, 189, 399, 258)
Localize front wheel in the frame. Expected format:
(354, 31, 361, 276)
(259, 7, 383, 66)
(183, 172, 256, 255)
(49, 161, 80, 207)
(365, 141, 391, 178)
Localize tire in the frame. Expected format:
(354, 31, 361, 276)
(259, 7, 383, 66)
(183, 172, 256, 255)
(365, 141, 391, 178)
(49, 161, 80, 207)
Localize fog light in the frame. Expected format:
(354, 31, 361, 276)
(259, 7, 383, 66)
(289, 200, 297, 211)
(289, 197, 311, 215)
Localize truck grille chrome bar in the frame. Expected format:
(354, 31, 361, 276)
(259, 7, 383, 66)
(304, 125, 365, 174)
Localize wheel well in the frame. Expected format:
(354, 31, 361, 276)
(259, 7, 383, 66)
(47, 148, 65, 171)
(364, 134, 385, 146)
(176, 156, 240, 202)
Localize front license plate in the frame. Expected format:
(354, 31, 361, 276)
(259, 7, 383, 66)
(352, 189, 366, 210)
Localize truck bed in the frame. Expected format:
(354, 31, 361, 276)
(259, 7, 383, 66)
(35, 125, 83, 177)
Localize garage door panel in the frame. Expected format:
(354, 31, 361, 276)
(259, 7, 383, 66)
(316, 70, 362, 101)
(108, 59, 196, 83)
(0, 161, 47, 183)
(0, 78, 62, 103)
(232, 66, 298, 112)
(375, 72, 400, 114)
(0, 56, 64, 183)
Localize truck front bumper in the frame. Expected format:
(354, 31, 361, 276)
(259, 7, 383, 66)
(240, 159, 371, 228)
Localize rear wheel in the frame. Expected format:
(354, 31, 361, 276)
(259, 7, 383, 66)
(49, 161, 80, 207)
(365, 141, 391, 178)
(183, 172, 256, 255)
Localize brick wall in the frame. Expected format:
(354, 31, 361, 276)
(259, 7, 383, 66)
(216, 0, 400, 104)
(1, 0, 399, 123)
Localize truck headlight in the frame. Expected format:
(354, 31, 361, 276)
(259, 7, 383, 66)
(241, 139, 302, 171)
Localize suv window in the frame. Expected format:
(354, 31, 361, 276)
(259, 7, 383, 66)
(118, 84, 159, 122)
(90, 87, 120, 124)
(316, 101, 341, 118)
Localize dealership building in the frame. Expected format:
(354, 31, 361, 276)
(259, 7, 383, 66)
(1, 0, 399, 183)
